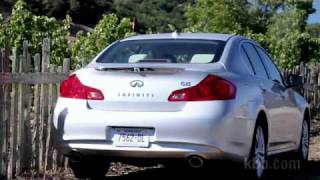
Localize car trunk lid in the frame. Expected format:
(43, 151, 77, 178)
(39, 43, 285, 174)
(77, 63, 225, 111)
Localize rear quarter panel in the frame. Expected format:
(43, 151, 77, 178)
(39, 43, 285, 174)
(218, 71, 266, 158)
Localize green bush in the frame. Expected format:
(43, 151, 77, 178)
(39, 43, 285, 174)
(8, 0, 71, 66)
(1, 0, 133, 69)
(71, 13, 133, 69)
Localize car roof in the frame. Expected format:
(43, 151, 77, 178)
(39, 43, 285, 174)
(121, 33, 236, 42)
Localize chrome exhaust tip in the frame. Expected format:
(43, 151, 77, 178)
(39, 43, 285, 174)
(188, 156, 204, 168)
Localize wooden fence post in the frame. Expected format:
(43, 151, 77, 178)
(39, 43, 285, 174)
(44, 65, 55, 173)
(62, 58, 70, 171)
(32, 53, 41, 170)
(16, 54, 26, 175)
(39, 38, 50, 174)
(0, 48, 5, 178)
(0, 38, 11, 177)
(22, 40, 33, 170)
(52, 65, 63, 171)
(7, 48, 18, 180)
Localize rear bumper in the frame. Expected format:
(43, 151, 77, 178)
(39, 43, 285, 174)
(57, 141, 224, 160)
(53, 98, 255, 161)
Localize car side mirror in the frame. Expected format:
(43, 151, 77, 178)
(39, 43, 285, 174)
(286, 74, 303, 88)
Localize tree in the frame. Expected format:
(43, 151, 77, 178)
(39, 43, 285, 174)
(1, 0, 193, 33)
(68, 0, 113, 26)
(113, 0, 193, 33)
(267, 10, 308, 67)
(0, 14, 4, 47)
(185, 0, 248, 34)
(265, 0, 319, 68)
(185, 0, 314, 35)
(1, 0, 113, 26)
(185, 0, 320, 68)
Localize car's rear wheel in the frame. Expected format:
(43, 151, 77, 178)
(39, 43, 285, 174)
(247, 124, 267, 179)
(69, 156, 110, 179)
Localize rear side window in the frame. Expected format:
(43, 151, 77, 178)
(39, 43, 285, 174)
(242, 43, 268, 79)
(96, 39, 226, 64)
(256, 47, 284, 86)
(240, 47, 255, 75)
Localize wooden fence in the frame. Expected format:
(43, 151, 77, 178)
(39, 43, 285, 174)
(283, 63, 320, 118)
(0, 38, 320, 179)
(0, 39, 70, 179)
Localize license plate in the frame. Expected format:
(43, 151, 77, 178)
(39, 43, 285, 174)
(111, 128, 152, 148)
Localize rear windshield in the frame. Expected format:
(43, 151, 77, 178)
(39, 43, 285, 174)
(96, 39, 226, 64)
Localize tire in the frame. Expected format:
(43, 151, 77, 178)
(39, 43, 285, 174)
(69, 156, 110, 179)
(294, 119, 310, 164)
(246, 124, 267, 179)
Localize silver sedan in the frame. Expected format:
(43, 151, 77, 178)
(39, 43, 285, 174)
(53, 33, 310, 179)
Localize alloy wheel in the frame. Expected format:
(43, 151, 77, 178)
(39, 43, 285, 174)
(301, 120, 309, 160)
(255, 126, 266, 178)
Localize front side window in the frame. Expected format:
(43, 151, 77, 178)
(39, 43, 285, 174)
(96, 39, 226, 64)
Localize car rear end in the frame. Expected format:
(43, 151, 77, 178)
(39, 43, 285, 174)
(53, 34, 253, 166)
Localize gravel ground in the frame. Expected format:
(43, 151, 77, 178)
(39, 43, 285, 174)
(17, 120, 320, 180)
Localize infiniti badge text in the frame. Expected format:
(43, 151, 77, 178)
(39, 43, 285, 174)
(118, 92, 155, 98)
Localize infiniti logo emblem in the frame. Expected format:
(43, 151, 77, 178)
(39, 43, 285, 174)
(130, 80, 144, 88)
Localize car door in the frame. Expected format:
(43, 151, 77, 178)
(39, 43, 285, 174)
(256, 46, 300, 147)
(242, 42, 289, 150)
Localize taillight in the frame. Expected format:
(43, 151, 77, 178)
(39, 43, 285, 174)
(168, 75, 236, 102)
(60, 74, 104, 100)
